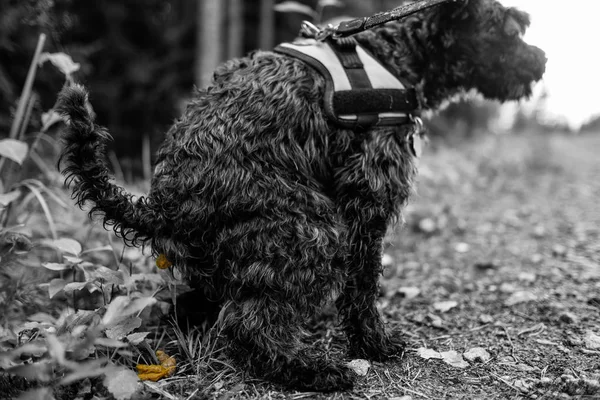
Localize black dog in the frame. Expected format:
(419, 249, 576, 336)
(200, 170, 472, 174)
(57, 0, 545, 391)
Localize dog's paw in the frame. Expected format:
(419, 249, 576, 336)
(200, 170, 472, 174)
(281, 361, 354, 392)
(349, 332, 406, 361)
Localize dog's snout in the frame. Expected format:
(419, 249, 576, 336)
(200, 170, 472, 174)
(526, 44, 547, 77)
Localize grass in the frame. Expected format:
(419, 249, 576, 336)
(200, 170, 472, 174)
(1, 130, 599, 399)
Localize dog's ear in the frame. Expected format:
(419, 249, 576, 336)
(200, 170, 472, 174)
(504, 7, 531, 37)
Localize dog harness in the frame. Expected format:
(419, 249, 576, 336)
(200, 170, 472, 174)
(275, 37, 419, 129)
(272, 0, 459, 156)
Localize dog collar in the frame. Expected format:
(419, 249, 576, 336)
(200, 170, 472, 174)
(274, 37, 420, 130)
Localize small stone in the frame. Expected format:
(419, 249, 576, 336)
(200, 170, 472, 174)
(514, 378, 534, 393)
(397, 286, 420, 299)
(584, 331, 600, 350)
(531, 254, 543, 264)
(427, 313, 444, 329)
(454, 242, 470, 253)
(463, 347, 491, 363)
(532, 225, 546, 238)
(499, 282, 517, 293)
(540, 377, 552, 385)
(558, 312, 578, 324)
(382, 253, 394, 267)
(505, 291, 538, 306)
(518, 272, 536, 283)
(552, 244, 568, 257)
(433, 300, 458, 313)
(418, 218, 437, 234)
(479, 314, 494, 324)
(347, 359, 371, 376)
(389, 396, 412, 400)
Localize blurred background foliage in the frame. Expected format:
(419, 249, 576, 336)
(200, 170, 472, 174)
(0, 0, 584, 178)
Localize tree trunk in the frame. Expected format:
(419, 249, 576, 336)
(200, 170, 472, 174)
(227, 0, 244, 58)
(259, 0, 275, 50)
(196, 0, 224, 87)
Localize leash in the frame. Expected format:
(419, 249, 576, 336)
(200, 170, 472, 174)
(301, 0, 461, 41)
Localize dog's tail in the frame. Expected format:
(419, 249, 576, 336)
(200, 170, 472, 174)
(56, 84, 157, 246)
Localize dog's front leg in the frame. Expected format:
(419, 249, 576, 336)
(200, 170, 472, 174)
(335, 212, 405, 361)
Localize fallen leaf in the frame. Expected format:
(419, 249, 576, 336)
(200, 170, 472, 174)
(416, 347, 442, 360)
(433, 300, 458, 313)
(463, 347, 491, 363)
(513, 378, 534, 393)
(346, 359, 370, 376)
(584, 331, 600, 350)
(155, 254, 172, 269)
(440, 350, 469, 369)
(504, 291, 537, 306)
(137, 350, 176, 381)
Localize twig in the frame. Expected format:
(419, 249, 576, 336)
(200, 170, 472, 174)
(491, 373, 519, 392)
(503, 326, 519, 363)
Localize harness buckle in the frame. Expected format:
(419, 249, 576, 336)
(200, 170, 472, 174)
(300, 21, 338, 41)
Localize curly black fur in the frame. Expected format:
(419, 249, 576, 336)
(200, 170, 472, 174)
(57, 0, 545, 391)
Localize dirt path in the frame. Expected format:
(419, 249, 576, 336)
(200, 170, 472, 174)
(366, 132, 600, 399)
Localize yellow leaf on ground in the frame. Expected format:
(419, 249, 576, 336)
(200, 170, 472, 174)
(136, 350, 176, 381)
(155, 254, 172, 270)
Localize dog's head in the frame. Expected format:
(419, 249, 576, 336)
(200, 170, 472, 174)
(437, 0, 546, 101)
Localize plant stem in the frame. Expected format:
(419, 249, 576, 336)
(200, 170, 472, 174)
(9, 33, 46, 139)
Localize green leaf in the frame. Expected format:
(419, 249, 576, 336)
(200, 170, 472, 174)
(43, 263, 72, 271)
(48, 278, 67, 298)
(0, 139, 29, 165)
(105, 316, 142, 340)
(60, 359, 108, 385)
(62, 281, 98, 294)
(7, 362, 53, 382)
(102, 297, 156, 327)
(63, 255, 83, 264)
(41, 109, 65, 132)
(20, 182, 57, 240)
(52, 238, 82, 256)
(38, 52, 80, 76)
(103, 365, 139, 400)
(16, 387, 55, 400)
(0, 190, 21, 207)
(318, 0, 343, 7)
(94, 337, 128, 348)
(82, 264, 123, 285)
(126, 332, 150, 345)
(46, 334, 66, 365)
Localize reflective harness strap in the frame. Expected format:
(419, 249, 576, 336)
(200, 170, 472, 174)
(275, 38, 420, 129)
